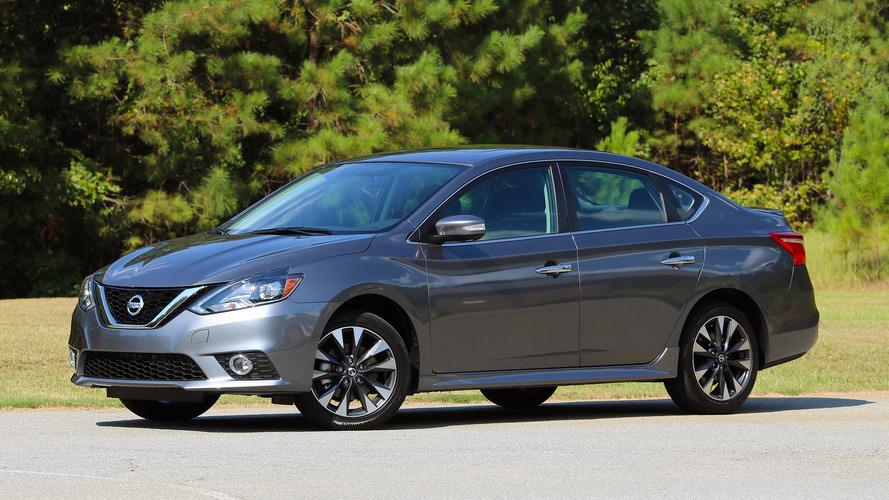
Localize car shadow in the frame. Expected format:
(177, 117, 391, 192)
(95, 395, 873, 433)
(388, 395, 873, 430)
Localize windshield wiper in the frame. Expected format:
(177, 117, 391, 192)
(245, 226, 333, 236)
(206, 228, 229, 235)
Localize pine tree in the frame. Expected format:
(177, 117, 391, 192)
(596, 117, 645, 157)
(821, 84, 889, 280)
(59, 0, 604, 247)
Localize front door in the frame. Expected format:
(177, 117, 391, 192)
(425, 165, 580, 373)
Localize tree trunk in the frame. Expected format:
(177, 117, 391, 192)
(875, 219, 881, 281)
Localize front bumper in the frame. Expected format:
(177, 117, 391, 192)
(69, 299, 326, 394)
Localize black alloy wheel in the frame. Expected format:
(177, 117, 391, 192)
(665, 302, 758, 414)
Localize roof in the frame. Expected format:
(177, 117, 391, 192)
(340, 146, 686, 182)
(342, 146, 581, 167)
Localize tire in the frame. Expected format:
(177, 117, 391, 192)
(120, 394, 219, 421)
(295, 310, 410, 430)
(481, 386, 557, 408)
(665, 302, 758, 414)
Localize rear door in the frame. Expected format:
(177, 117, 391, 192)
(562, 163, 704, 367)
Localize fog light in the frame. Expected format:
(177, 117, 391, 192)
(229, 354, 254, 376)
(69, 349, 77, 369)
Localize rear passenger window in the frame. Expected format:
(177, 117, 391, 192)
(566, 166, 667, 231)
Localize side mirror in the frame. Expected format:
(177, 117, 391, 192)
(432, 215, 486, 243)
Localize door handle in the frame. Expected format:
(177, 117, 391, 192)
(661, 256, 695, 269)
(536, 264, 573, 277)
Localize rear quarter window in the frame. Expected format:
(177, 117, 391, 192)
(664, 180, 705, 220)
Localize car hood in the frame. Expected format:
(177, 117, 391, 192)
(98, 233, 374, 288)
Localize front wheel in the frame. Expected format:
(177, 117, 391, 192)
(120, 394, 219, 421)
(481, 386, 557, 408)
(295, 311, 410, 430)
(665, 302, 758, 414)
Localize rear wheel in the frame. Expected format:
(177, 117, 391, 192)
(481, 386, 557, 408)
(665, 302, 758, 414)
(120, 394, 219, 421)
(295, 310, 410, 430)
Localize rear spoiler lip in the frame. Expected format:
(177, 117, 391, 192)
(743, 206, 785, 217)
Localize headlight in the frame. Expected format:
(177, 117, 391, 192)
(188, 269, 303, 314)
(78, 275, 95, 310)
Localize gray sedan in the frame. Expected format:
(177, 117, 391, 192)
(69, 147, 818, 429)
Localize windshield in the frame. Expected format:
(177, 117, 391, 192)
(224, 162, 463, 234)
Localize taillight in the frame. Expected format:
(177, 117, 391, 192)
(770, 232, 806, 266)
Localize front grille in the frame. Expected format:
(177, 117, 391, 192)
(83, 352, 207, 381)
(214, 352, 281, 380)
(100, 286, 188, 326)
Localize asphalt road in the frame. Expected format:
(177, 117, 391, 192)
(2, 394, 887, 499)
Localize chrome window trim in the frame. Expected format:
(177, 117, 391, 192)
(408, 157, 711, 244)
(680, 195, 709, 224)
(431, 229, 576, 247)
(97, 284, 205, 330)
(569, 219, 692, 236)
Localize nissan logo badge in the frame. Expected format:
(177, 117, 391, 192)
(127, 295, 145, 316)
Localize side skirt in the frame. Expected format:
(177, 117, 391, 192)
(417, 347, 679, 392)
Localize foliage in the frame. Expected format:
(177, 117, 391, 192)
(818, 84, 889, 281)
(0, 0, 159, 298)
(574, 0, 659, 144)
(58, 0, 599, 249)
(642, 0, 885, 207)
(447, 0, 657, 146)
(2, 0, 889, 297)
(596, 116, 648, 157)
(722, 182, 823, 232)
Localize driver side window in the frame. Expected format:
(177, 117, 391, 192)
(443, 167, 558, 241)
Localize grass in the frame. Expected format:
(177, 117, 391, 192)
(805, 229, 889, 290)
(1, 288, 887, 410)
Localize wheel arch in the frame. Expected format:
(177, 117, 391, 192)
(685, 289, 768, 369)
(331, 294, 420, 393)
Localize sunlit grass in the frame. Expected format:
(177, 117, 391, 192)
(1, 290, 887, 409)
(753, 290, 889, 395)
(805, 229, 889, 290)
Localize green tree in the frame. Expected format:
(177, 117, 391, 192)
(575, 0, 658, 144)
(0, 0, 159, 297)
(58, 0, 600, 249)
(445, 0, 630, 146)
(820, 84, 889, 281)
(596, 116, 646, 157)
(642, 0, 887, 229)
(447, 0, 657, 147)
(4, 0, 606, 297)
(641, 0, 737, 182)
